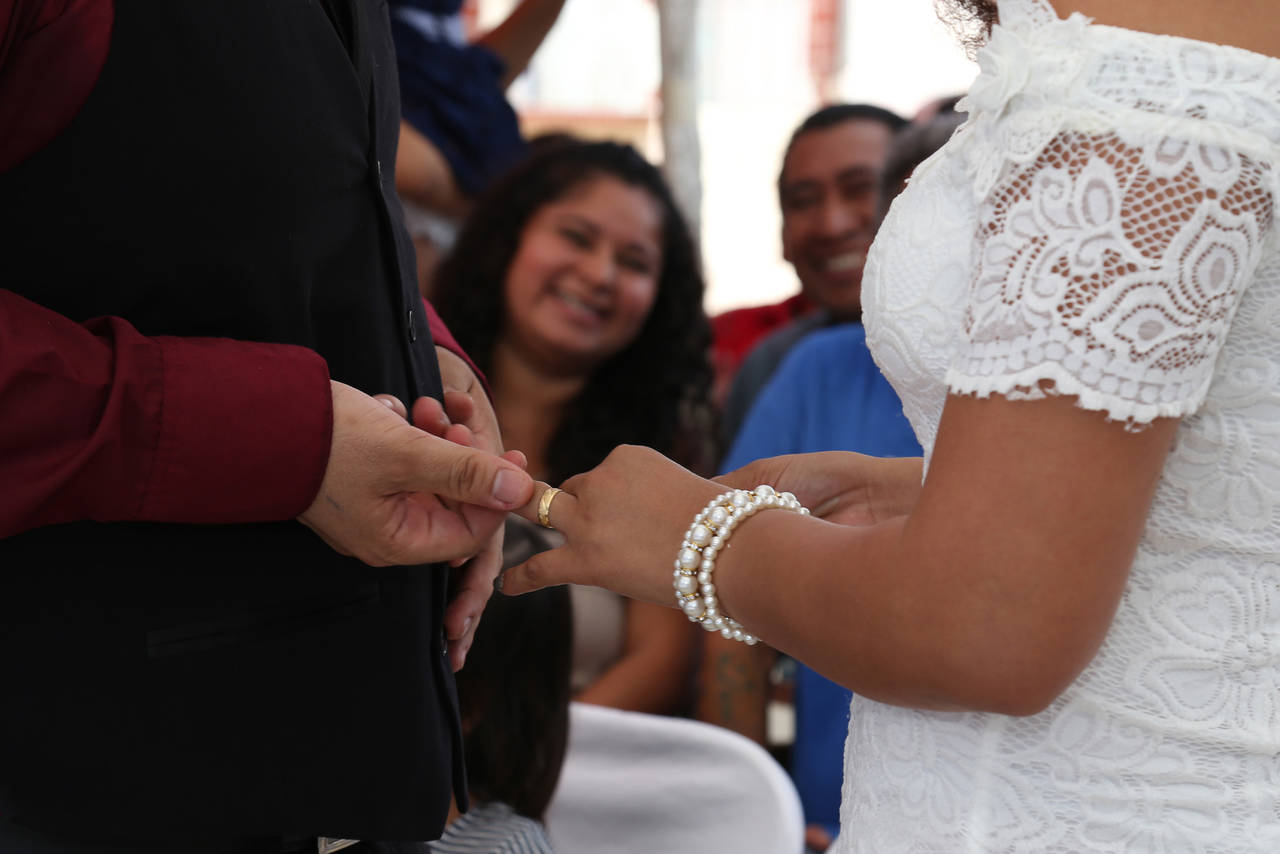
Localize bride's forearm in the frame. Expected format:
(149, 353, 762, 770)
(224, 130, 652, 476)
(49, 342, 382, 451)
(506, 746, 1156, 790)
(706, 507, 1111, 716)
(704, 511, 999, 713)
(702, 396, 1173, 716)
(506, 396, 1171, 717)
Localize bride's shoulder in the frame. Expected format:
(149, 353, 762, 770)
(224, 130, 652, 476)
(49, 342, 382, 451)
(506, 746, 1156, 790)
(1048, 0, 1280, 58)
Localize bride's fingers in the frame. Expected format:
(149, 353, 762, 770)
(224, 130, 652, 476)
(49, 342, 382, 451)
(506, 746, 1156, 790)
(513, 481, 580, 536)
(500, 549, 564, 595)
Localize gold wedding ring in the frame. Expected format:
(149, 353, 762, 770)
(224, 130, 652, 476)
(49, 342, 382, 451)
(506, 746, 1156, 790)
(537, 487, 562, 529)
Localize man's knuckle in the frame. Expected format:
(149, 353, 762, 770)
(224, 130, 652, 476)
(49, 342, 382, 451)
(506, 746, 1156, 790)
(449, 453, 486, 498)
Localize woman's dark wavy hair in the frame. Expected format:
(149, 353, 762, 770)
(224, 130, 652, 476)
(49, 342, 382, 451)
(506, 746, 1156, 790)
(455, 584, 572, 820)
(936, 0, 997, 55)
(433, 137, 715, 484)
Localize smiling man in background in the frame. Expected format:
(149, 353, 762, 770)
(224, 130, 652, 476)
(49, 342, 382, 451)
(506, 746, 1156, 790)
(716, 103, 905, 445)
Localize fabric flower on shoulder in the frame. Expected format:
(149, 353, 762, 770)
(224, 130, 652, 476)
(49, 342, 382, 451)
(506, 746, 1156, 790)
(959, 24, 1034, 121)
(957, 13, 1091, 199)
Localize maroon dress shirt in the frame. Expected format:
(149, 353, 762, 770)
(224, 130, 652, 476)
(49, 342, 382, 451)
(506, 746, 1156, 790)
(0, 0, 477, 538)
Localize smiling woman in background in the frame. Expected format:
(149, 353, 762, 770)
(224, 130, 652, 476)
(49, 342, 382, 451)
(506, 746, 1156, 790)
(434, 137, 714, 713)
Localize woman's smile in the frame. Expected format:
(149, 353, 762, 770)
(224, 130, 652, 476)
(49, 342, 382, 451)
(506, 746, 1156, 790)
(503, 174, 663, 373)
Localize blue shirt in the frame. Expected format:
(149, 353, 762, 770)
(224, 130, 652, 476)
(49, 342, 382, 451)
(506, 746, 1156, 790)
(722, 323, 921, 839)
(390, 0, 526, 196)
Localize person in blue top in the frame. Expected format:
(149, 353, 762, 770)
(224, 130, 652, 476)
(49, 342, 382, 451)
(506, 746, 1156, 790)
(708, 112, 963, 852)
(721, 324, 921, 849)
(724, 325, 922, 472)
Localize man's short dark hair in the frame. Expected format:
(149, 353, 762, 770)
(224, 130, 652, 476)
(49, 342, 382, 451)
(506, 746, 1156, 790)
(778, 103, 908, 192)
(793, 103, 908, 139)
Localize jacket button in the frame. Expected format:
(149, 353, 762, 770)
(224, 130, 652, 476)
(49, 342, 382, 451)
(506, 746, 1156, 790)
(407, 307, 416, 343)
(374, 158, 384, 182)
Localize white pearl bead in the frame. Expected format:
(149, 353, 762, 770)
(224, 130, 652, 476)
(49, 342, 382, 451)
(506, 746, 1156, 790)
(677, 484, 809, 647)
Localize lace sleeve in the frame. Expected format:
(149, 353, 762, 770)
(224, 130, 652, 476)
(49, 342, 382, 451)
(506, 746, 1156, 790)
(948, 129, 1277, 424)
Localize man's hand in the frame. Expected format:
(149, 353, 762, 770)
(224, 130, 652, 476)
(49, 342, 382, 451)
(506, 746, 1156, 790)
(298, 380, 532, 574)
(380, 349, 514, 669)
(426, 346, 513, 670)
(432, 346, 503, 454)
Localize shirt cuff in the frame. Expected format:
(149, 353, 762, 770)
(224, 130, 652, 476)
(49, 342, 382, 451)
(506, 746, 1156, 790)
(139, 336, 333, 523)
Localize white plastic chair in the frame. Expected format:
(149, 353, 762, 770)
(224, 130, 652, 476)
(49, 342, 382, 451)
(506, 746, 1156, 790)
(545, 702, 805, 854)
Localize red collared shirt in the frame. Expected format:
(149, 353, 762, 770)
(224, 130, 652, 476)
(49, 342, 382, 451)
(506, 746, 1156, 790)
(710, 292, 814, 402)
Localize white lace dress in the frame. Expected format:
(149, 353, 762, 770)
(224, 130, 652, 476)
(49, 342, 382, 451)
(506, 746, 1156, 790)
(848, 0, 1280, 850)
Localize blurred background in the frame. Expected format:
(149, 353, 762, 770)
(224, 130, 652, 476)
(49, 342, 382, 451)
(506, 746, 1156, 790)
(471, 0, 978, 313)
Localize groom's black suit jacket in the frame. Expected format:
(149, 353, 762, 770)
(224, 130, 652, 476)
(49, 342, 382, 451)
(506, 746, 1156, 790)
(0, 0, 465, 842)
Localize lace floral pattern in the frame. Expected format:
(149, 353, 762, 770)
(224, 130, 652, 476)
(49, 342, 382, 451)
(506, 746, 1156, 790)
(952, 130, 1274, 424)
(847, 0, 1280, 850)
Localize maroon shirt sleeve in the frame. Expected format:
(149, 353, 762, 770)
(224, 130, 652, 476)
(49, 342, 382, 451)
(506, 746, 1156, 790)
(0, 289, 333, 539)
(424, 297, 491, 397)
(0, 0, 113, 172)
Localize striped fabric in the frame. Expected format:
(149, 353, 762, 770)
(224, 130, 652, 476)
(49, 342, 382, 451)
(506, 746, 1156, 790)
(428, 803, 554, 854)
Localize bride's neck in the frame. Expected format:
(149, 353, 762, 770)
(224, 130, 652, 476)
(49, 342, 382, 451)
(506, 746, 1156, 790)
(1048, 1, 1280, 59)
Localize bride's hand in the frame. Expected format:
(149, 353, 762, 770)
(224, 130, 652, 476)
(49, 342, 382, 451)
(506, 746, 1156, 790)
(716, 451, 922, 527)
(501, 445, 722, 603)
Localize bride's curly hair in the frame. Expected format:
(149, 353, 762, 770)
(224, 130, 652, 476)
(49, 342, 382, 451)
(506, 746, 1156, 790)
(936, 0, 998, 56)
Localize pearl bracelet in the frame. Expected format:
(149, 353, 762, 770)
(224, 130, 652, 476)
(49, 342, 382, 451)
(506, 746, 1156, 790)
(672, 484, 809, 644)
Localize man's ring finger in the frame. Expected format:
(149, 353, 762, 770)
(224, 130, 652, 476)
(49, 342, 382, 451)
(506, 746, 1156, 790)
(537, 487, 562, 529)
